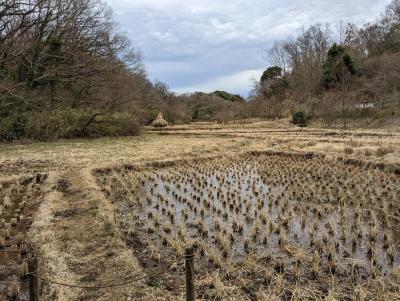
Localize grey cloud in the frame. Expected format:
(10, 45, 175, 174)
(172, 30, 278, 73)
(108, 0, 392, 96)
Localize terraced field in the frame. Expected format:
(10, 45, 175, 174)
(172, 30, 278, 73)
(95, 152, 400, 300)
(0, 122, 399, 300)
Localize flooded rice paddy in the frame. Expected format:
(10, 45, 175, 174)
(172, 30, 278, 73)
(97, 153, 400, 300)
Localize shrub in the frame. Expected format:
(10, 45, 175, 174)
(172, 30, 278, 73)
(0, 114, 27, 140)
(292, 111, 309, 127)
(0, 107, 141, 141)
(24, 107, 89, 140)
(94, 113, 141, 137)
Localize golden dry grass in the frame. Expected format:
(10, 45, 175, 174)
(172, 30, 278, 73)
(0, 121, 399, 300)
(95, 153, 399, 300)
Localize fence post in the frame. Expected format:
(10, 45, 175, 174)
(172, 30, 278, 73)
(29, 254, 39, 301)
(185, 247, 195, 301)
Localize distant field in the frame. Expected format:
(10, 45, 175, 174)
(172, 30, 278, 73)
(0, 122, 399, 300)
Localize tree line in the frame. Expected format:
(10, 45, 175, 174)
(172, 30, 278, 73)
(1, 0, 399, 141)
(0, 0, 261, 140)
(164, 0, 400, 128)
(0, 0, 164, 140)
(251, 0, 400, 128)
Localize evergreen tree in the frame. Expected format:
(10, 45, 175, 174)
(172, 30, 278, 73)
(322, 43, 359, 88)
(261, 66, 283, 82)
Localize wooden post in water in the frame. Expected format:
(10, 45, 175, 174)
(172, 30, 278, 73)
(185, 247, 195, 301)
(28, 253, 39, 301)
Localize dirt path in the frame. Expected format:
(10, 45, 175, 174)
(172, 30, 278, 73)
(0, 134, 248, 300)
(30, 168, 179, 300)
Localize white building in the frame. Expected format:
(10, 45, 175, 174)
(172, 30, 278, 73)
(355, 102, 375, 109)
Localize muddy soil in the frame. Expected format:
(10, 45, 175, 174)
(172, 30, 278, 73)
(95, 153, 400, 299)
(0, 174, 46, 301)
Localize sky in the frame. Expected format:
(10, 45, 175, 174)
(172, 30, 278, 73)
(107, 0, 392, 97)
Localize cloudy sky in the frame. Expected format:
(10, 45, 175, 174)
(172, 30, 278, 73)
(107, 0, 391, 96)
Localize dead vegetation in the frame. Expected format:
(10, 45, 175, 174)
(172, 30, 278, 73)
(0, 173, 47, 300)
(95, 153, 400, 300)
(0, 122, 399, 300)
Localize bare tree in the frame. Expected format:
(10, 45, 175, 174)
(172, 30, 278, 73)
(283, 24, 331, 100)
(0, 0, 147, 112)
(384, 0, 400, 25)
(358, 23, 386, 56)
(153, 80, 174, 101)
(337, 63, 353, 130)
(266, 42, 288, 75)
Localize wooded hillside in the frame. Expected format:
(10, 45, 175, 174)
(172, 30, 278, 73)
(1, 0, 399, 141)
(251, 0, 400, 128)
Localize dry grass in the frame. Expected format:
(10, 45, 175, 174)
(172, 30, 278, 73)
(29, 169, 180, 300)
(0, 120, 399, 300)
(0, 123, 399, 179)
(95, 152, 399, 300)
(0, 135, 250, 178)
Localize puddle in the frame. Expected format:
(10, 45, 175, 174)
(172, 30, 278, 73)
(96, 154, 400, 298)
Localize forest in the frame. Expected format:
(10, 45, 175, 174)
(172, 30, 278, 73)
(251, 2, 400, 128)
(1, 0, 399, 141)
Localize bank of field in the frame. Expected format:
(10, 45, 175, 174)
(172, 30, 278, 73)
(0, 123, 399, 300)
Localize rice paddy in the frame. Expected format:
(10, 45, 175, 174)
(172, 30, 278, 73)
(1, 124, 399, 300)
(0, 174, 46, 300)
(95, 153, 400, 300)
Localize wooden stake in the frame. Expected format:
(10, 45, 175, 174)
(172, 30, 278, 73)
(29, 254, 38, 301)
(185, 247, 195, 301)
